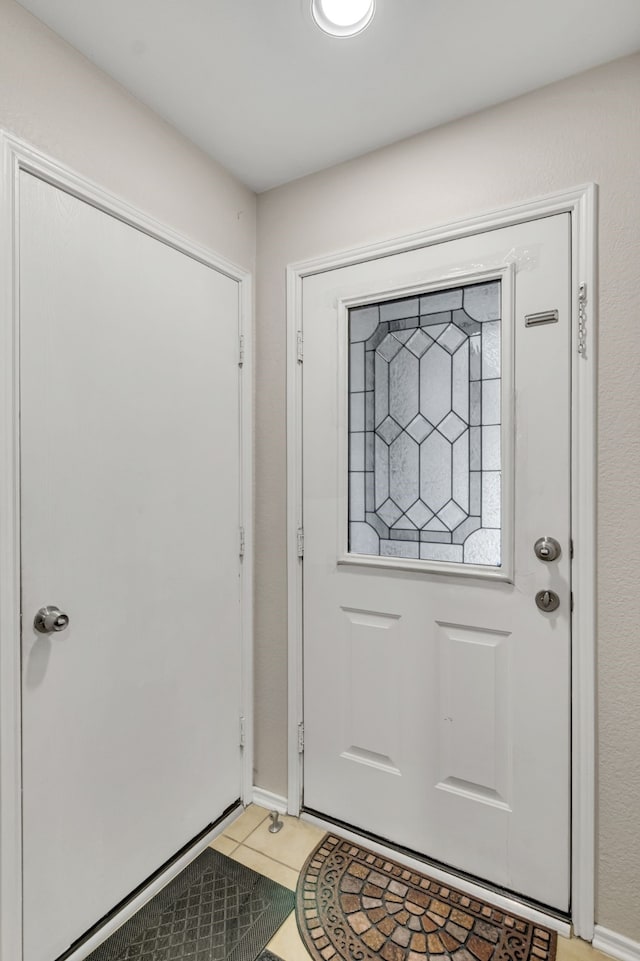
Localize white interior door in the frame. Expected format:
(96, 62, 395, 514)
(302, 214, 571, 911)
(19, 172, 243, 961)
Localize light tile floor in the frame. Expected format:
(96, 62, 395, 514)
(211, 806, 612, 961)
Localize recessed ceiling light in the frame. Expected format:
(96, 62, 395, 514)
(311, 0, 376, 38)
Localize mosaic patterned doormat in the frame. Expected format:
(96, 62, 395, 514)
(296, 836, 556, 961)
(85, 848, 295, 961)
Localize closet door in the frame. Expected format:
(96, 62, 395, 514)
(20, 171, 242, 961)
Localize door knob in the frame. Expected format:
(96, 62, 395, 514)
(535, 590, 560, 613)
(534, 537, 561, 562)
(34, 606, 69, 634)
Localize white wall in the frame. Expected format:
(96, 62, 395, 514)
(256, 53, 640, 940)
(0, 0, 256, 270)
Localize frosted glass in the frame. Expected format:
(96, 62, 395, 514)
(438, 323, 467, 355)
(470, 333, 481, 381)
(377, 332, 404, 362)
(470, 427, 481, 470)
(378, 499, 403, 527)
(365, 431, 374, 471)
(421, 343, 451, 425)
(406, 329, 432, 358)
(365, 352, 375, 390)
(350, 392, 364, 431)
(350, 472, 365, 521)
(470, 381, 481, 427)
(420, 543, 463, 563)
(348, 279, 503, 567)
(350, 521, 379, 555)
(453, 433, 469, 512)
(381, 539, 420, 558)
(452, 340, 470, 418)
(379, 298, 419, 322)
(481, 321, 501, 379)
(350, 431, 364, 471)
(420, 430, 452, 513)
(389, 432, 420, 511)
(374, 435, 389, 509)
(420, 289, 462, 314)
(482, 472, 501, 528)
(482, 379, 501, 426)
(365, 391, 374, 430)
(374, 351, 389, 426)
(464, 528, 501, 566)
(389, 347, 420, 428)
(407, 500, 432, 528)
(482, 425, 501, 471)
(406, 414, 433, 443)
(464, 282, 501, 322)
(350, 342, 365, 391)
(350, 305, 380, 342)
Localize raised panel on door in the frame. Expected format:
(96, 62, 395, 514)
(339, 606, 403, 777)
(302, 214, 571, 910)
(19, 172, 242, 961)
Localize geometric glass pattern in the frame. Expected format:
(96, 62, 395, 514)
(348, 281, 501, 566)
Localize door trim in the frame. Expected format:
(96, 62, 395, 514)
(286, 185, 597, 938)
(0, 131, 254, 961)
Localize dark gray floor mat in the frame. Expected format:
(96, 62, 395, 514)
(84, 848, 295, 961)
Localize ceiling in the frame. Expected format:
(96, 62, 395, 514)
(17, 0, 640, 192)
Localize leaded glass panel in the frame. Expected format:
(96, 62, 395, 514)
(348, 280, 502, 567)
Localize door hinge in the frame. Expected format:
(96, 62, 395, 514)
(240, 715, 247, 749)
(570, 538, 574, 560)
(578, 283, 587, 356)
(239, 527, 246, 557)
(297, 722, 304, 754)
(296, 330, 303, 363)
(297, 528, 304, 557)
(570, 592, 574, 613)
(238, 334, 245, 367)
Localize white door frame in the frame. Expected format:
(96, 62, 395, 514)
(286, 185, 597, 939)
(0, 131, 254, 961)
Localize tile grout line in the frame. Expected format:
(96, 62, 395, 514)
(234, 841, 305, 878)
(239, 838, 315, 874)
(266, 913, 316, 961)
(222, 810, 271, 846)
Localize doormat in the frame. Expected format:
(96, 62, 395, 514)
(85, 848, 295, 961)
(296, 836, 557, 961)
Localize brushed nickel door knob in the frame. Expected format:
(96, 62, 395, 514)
(534, 536, 561, 562)
(34, 606, 69, 634)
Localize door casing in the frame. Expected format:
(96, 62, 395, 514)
(286, 185, 597, 938)
(0, 131, 254, 961)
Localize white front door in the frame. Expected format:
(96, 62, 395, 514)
(19, 172, 243, 961)
(302, 214, 571, 911)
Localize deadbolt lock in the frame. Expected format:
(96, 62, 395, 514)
(535, 590, 560, 613)
(534, 536, 561, 562)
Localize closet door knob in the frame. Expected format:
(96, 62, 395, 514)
(34, 606, 69, 634)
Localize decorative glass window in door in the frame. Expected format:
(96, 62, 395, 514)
(348, 281, 501, 567)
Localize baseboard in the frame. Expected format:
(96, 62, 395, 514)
(593, 926, 640, 961)
(252, 786, 288, 814)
